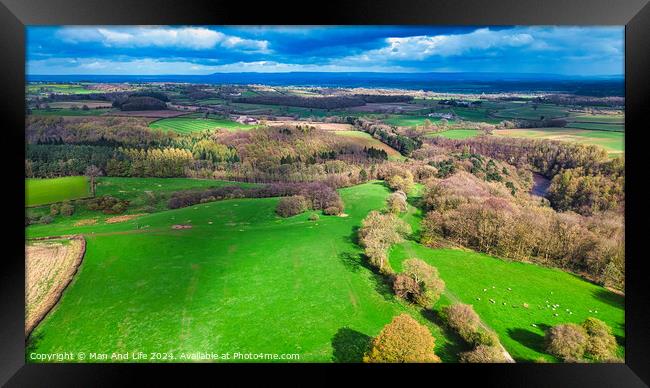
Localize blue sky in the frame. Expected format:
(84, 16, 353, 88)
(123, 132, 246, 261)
(26, 26, 624, 76)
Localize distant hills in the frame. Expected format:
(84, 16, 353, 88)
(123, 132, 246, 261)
(27, 72, 624, 96)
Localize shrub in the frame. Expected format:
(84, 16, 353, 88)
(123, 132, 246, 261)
(39, 215, 54, 224)
(49, 203, 60, 216)
(364, 314, 440, 363)
(402, 258, 445, 308)
(276, 195, 309, 217)
(459, 345, 506, 363)
(387, 171, 414, 194)
(358, 211, 411, 274)
(59, 202, 74, 216)
(468, 329, 499, 347)
(582, 317, 618, 361)
(387, 191, 408, 214)
(323, 198, 344, 215)
(392, 274, 421, 302)
(545, 323, 588, 361)
(308, 213, 320, 221)
(86, 195, 130, 214)
(442, 303, 480, 339)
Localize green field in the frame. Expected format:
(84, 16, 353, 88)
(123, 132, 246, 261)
(383, 115, 444, 127)
(566, 122, 624, 132)
(568, 114, 624, 124)
(427, 129, 481, 140)
(27, 83, 96, 95)
(30, 108, 113, 117)
(333, 131, 404, 161)
(25, 177, 259, 230)
(26, 182, 464, 363)
(149, 117, 256, 133)
(26, 176, 91, 207)
(496, 128, 624, 156)
(493, 104, 569, 120)
(390, 244, 624, 362)
(26, 180, 624, 363)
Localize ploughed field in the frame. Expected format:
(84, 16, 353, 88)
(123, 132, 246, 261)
(26, 176, 91, 207)
(26, 181, 624, 363)
(25, 236, 86, 336)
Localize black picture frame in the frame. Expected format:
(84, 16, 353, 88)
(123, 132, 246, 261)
(1, 0, 648, 385)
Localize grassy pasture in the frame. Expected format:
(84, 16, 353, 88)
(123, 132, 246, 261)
(382, 115, 443, 128)
(495, 128, 624, 156)
(566, 122, 624, 132)
(27, 84, 95, 95)
(389, 243, 625, 362)
(492, 104, 570, 120)
(30, 108, 113, 117)
(49, 101, 113, 109)
(333, 131, 405, 161)
(568, 114, 624, 124)
(26, 182, 464, 363)
(26, 176, 90, 207)
(26, 177, 259, 230)
(26, 180, 625, 363)
(427, 129, 481, 140)
(149, 117, 256, 133)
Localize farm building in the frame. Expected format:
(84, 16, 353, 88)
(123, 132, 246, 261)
(428, 112, 456, 120)
(235, 115, 259, 125)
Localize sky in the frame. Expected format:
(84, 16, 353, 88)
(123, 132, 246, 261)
(26, 26, 624, 76)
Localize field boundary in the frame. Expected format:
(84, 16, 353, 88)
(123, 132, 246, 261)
(25, 235, 86, 338)
(25, 194, 94, 209)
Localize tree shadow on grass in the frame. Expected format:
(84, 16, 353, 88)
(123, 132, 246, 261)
(338, 251, 395, 302)
(346, 226, 360, 246)
(421, 309, 471, 362)
(331, 327, 373, 363)
(507, 327, 546, 355)
(25, 330, 45, 358)
(592, 289, 624, 309)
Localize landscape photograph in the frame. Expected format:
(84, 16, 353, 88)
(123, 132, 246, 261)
(25, 25, 625, 363)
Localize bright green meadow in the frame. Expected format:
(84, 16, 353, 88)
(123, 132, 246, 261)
(26, 176, 90, 207)
(26, 180, 624, 363)
(149, 117, 256, 133)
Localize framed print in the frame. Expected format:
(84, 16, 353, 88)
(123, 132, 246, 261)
(1, 0, 648, 385)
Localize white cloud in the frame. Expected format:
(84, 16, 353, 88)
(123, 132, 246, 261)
(343, 28, 535, 62)
(57, 26, 270, 52)
(27, 57, 409, 75)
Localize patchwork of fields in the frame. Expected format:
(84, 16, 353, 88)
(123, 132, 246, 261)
(24, 81, 626, 364)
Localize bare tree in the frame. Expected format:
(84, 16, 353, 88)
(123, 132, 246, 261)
(85, 165, 103, 197)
